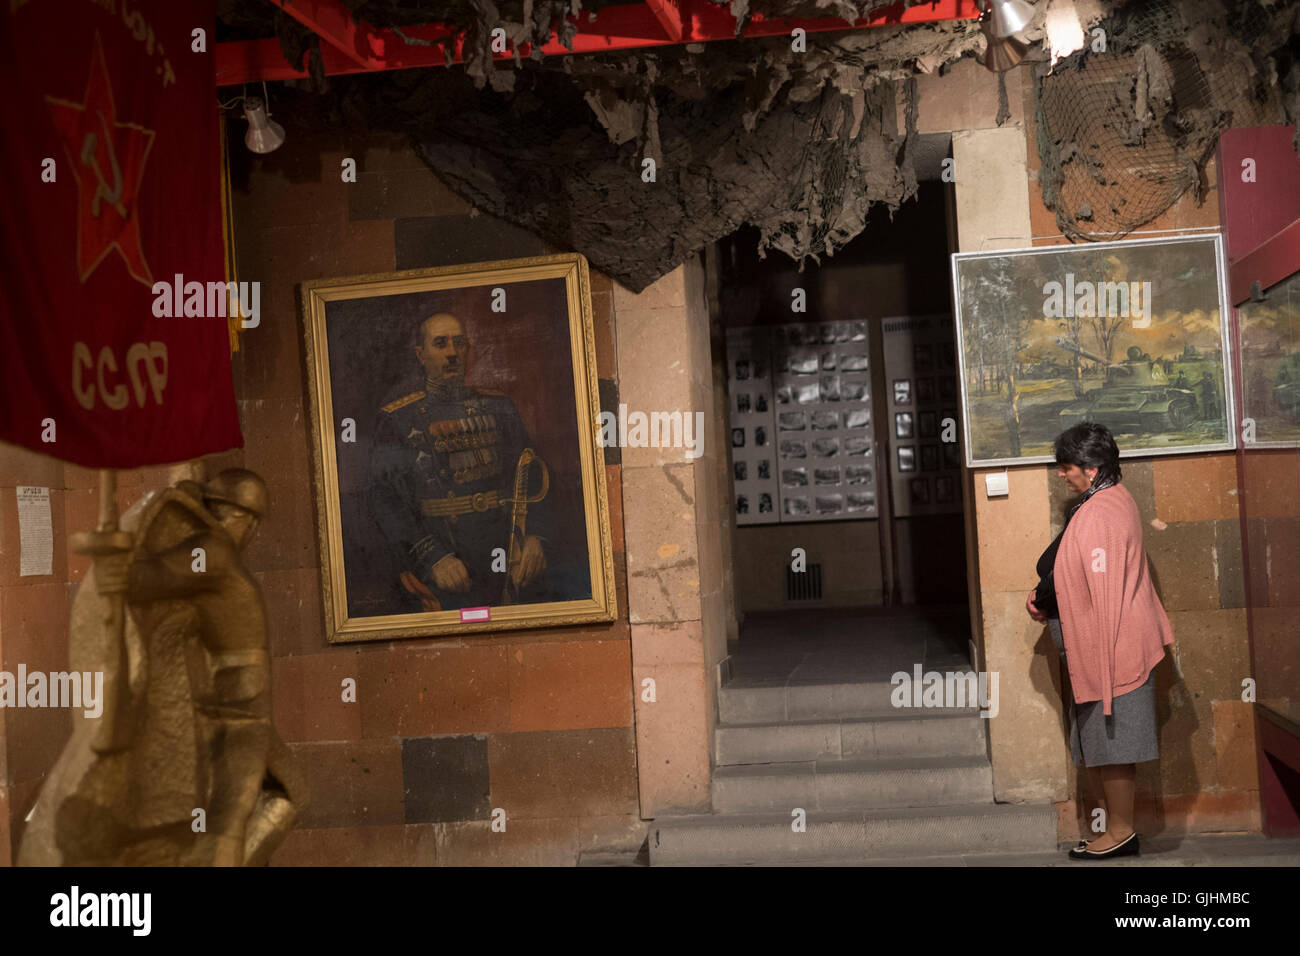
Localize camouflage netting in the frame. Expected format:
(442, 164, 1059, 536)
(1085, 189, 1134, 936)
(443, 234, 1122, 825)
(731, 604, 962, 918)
(1035, 0, 1300, 240)
(216, 0, 1300, 290)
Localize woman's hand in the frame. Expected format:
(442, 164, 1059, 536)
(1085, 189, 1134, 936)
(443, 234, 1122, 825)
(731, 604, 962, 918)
(1026, 589, 1047, 624)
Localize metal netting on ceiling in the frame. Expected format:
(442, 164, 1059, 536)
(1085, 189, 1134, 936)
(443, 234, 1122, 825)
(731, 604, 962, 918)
(1034, 0, 1284, 240)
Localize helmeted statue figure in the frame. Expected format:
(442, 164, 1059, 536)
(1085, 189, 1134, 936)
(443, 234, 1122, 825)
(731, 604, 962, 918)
(18, 468, 306, 866)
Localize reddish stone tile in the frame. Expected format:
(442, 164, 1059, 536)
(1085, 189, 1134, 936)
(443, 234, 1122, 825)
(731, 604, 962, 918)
(288, 739, 404, 830)
(357, 644, 510, 738)
(272, 651, 363, 743)
(606, 465, 624, 553)
(506, 640, 632, 732)
(628, 658, 710, 814)
(229, 279, 307, 404)
(1251, 606, 1299, 701)
(613, 550, 628, 624)
(1, 582, 75, 785)
(237, 398, 320, 574)
(270, 824, 411, 866)
(1241, 449, 1300, 520)
(3, 705, 71, 787)
(589, 266, 613, 297)
(1149, 790, 1260, 835)
(592, 291, 615, 378)
(487, 727, 638, 820)
(1153, 453, 1239, 523)
(1213, 700, 1260, 792)
(0, 786, 9, 866)
(258, 567, 327, 657)
(0, 582, 71, 673)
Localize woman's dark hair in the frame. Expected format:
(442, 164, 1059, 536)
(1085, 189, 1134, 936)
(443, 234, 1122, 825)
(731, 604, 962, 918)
(1054, 422, 1122, 485)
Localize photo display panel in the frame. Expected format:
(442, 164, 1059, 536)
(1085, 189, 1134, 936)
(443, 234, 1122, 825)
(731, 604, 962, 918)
(882, 315, 963, 517)
(772, 321, 879, 522)
(725, 327, 779, 525)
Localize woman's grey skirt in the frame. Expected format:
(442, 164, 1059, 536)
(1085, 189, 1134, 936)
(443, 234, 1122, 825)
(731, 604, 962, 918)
(1049, 618, 1159, 768)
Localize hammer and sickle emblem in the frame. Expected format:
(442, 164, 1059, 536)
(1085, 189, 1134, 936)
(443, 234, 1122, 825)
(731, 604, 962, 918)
(80, 109, 127, 220)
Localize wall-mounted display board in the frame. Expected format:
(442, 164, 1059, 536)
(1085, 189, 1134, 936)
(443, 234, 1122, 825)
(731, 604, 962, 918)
(881, 315, 962, 517)
(725, 327, 779, 525)
(726, 322, 878, 524)
(950, 234, 1235, 466)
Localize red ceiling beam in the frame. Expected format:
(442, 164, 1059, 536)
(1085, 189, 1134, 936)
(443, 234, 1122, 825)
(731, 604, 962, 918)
(265, 0, 386, 70)
(216, 0, 980, 86)
(645, 0, 687, 42)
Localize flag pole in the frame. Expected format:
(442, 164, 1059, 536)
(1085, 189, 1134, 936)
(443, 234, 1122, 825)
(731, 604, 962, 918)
(70, 468, 135, 753)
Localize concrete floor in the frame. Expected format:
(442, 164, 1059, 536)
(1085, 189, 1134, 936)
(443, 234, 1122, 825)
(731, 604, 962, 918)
(725, 605, 973, 686)
(580, 832, 1300, 866)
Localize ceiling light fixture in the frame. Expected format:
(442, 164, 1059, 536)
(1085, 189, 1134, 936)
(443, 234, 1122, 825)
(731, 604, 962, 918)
(982, 0, 1037, 38)
(242, 81, 285, 154)
(977, 0, 1036, 72)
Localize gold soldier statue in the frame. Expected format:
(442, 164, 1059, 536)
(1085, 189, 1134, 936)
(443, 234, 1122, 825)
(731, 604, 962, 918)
(18, 468, 306, 866)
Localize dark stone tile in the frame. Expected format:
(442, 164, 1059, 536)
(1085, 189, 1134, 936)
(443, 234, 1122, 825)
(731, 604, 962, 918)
(1120, 459, 1156, 521)
(401, 735, 491, 823)
(1144, 521, 1218, 612)
(599, 378, 621, 465)
(348, 169, 443, 221)
(395, 214, 547, 271)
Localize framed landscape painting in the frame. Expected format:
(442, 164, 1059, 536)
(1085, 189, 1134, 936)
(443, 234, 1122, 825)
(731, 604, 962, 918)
(951, 234, 1236, 466)
(300, 253, 616, 642)
(1237, 267, 1300, 447)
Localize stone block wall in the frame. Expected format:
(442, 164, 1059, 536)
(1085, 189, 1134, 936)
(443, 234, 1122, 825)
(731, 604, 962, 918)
(951, 62, 1262, 841)
(0, 449, 180, 864)
(225, 131, 658, 864)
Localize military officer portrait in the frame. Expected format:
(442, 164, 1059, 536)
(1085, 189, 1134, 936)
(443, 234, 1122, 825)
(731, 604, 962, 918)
(367, 311, 558, 612)
(302, 256, 616, 641)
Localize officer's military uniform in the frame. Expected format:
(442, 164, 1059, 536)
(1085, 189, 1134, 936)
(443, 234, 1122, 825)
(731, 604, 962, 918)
(369, 378, 550, 610)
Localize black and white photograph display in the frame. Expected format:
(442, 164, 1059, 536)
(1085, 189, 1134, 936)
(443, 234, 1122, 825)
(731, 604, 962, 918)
(726, 327, 780, 525)
(726, 322, 878, 523)
(771, 321, 877, 521)
(882, 315, 963, 517)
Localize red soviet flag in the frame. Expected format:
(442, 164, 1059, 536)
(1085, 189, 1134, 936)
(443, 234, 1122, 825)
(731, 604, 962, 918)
(0, 0, 242, 467)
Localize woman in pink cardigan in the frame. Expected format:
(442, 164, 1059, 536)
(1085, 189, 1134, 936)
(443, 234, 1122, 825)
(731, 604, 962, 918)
(1025, 422, 1174, 860)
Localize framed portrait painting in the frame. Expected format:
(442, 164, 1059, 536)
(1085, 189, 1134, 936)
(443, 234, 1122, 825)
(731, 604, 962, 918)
(301, 253, 616, 642)
(951, 234, 1235, 466)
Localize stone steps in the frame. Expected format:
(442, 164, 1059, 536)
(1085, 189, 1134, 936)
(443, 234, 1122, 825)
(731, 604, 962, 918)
(712, 754, 994, 812)
(648, 803, 1060, 866)
(715, 711, 987, 764)
(718, 678, 991, 723)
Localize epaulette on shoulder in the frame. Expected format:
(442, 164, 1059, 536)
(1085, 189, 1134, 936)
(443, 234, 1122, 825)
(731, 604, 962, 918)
(382, 390, 424, 413)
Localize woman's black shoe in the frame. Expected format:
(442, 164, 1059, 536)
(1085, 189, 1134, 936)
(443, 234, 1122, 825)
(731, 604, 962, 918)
(1068, 832, 1139, 860)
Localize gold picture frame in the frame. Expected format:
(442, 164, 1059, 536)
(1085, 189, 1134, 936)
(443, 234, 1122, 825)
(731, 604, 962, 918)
(300, 253, 615, 643)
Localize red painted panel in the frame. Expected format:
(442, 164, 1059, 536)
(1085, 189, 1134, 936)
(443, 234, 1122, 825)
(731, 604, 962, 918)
(1217, 126, 1300, 264)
